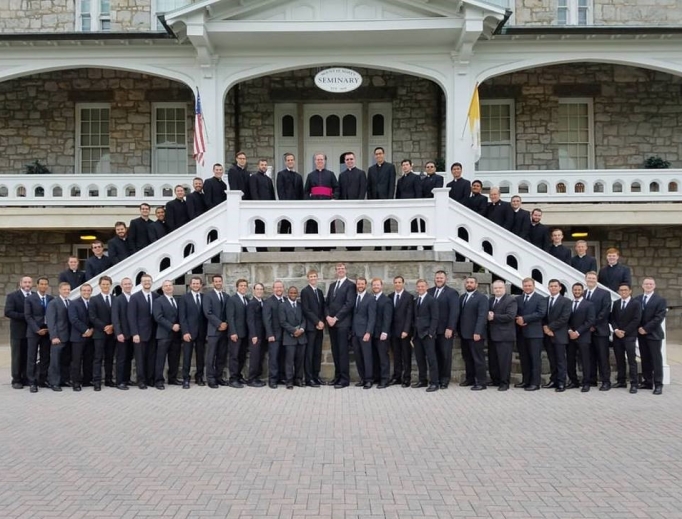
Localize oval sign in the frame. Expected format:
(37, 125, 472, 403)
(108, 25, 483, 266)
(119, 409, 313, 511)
(314, 68, 363, 93)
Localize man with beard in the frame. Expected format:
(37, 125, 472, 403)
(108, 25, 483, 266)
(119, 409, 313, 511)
(107, 223, 133, 265)
(528, 209, 550, 252)
(148, 206, 169, 244)
(227, 151, 251, 199)
(186, 177, 208, 220)
(4, 276, 32, 389)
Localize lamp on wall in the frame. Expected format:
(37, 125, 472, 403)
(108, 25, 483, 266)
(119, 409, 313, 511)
(571, 228, 589, 239)
(80, 233, 97, 241)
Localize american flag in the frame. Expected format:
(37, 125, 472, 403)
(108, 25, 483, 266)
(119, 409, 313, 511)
(193, 89, 206, 166)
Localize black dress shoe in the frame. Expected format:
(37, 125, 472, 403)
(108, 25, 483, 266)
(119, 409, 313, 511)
(439, 384, 448, 390)
(40, 381, 49, 388)
(105, 381, 116, 388)
(629, 385, 638, 394)
(314, 378, 326, 386)
(354, 381, 365, 387)
(470, 385, 487, 391)
(638, 382, 653, 390)
(401, 382, 410, 388)
(182, 380, 190, 389)
(555, 385, 565, 393)
(458, 381, 474, 387)
(413, 381, 428, 388)
(138, 383, 148, 390)
(229, 381, 244, 388)
(12, 382, 23, 390)
(293, 380, 304, 387)
(82, 382, 93, 387)
(167, 379, 182, 386)
(488, 381, 499, 387)
(653, 385, 663, 395)
(306, 381, 321, 388)
(155, 384, 165, 390)
(613, 382, 627, 388)
(30, 385, 38, 393)
(524, 385, 540, 391)
(94, 384, 102, 392)
(565, 381, 580, 389)
(581, 385, 590, 393)
(238, 377, 248, 385)
(269, 383, 277, 389)
(247, 380, 265, 388)
(51, 384, 62, 392)
(125, 380, 134, 386)
(286, 384, 293, 390)
(116, 384, 129, 391)
(389, 378, 401, 386)
(328, 378, 339, 386)
(599, 383, 611, 391)
(208, 382, 219, 389)
(73, 385, 82, 392)
(363, 382, 372, 389)
(62, 381, 72, 387)
(426, 384, 439, 392)
(195, 378, 206, 387)
(542, 381, 557, 389)
(498, 384, 509, 391)
(377, 384, 388, 389)
(217, 379, 229, 386)
(514, 382, 527, 389)
(334, 383, 348, 389)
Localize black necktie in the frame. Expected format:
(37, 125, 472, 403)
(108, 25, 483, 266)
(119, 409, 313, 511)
(394, 293, 400, 307)
(170, 298, 176, 309)
(643, 295, 648, 308)
(585, 291, 592, 301)
(549, 297, 555, 310)
(196, 294, 201, 309)
(147, 294, 152, 314)
(493, 298, 498, 309)
(524, 295, 529, 304)
(243, 297, 247, 307)
(64, 298, 70, 308)
(105, 295, 110, 307)
(621, 301, 626, 311)
(356, 294, 361, 308)
(418, 297, 422, 308)
(41, 296, 46, 309)
(573, 300, 579, 313)
(218, 292, 223, 305)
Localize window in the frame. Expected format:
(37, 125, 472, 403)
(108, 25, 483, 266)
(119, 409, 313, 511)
(152, 0, 192, 30)
(281, 115, 295, 137)
(153, 103, 188, 174)
(77, 0, 111, 32)
(557, 98, 593, 170)
(76, 104, 110, 174)
(479, 100, 514, 171)
(557, 0, 591, 26)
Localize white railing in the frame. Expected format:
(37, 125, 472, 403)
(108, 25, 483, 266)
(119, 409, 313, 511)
(0, 174, 194, 206)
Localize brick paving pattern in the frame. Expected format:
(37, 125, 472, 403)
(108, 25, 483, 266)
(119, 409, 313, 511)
(1, 366, 681, 519)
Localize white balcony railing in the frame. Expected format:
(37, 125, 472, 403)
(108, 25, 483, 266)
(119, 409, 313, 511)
(0, 169, 681, 206)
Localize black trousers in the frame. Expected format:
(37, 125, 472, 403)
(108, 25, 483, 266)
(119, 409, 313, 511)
(304, 329, 323, 383)
(588, 335, 611, 384)
(268, 340, 281, 385)
(27, 333, 50, 386)
(488, 340, 513, 385)
(638, 336, 663, 386)
(460, 336, 474, 384)
(205, 333, 227, 383)
(155, 333, 181, 384)
(133, 340, 156, 385)
(435, 334, 454, 386)
(124, 341, 134, 382)
(544, 337, 567, 385)
(353, 335, 373, 382)
(182, 337, 206, 381)
(613, 337, 638, 384)
(70, 340, 92, 385)
(567, 340, 591, 385)
(48, 342, 66, 387)
(94, 335, 117, 384)
(60, 343, 71, 384)
(236, 336, 248, 375)
(372, 337, 390, 384)
(247, 337, 265, 381)
(228, 337, 245, 382)
(285, 344, 304, 383)
(413, 334, 438, 385)
(462, 338, 487, 386)
(116, 338, 132, 385)
(390, 335, 412, 383)
(329, 326, 350, 385)
(518, 337, 543, 387)
(10, 336, 27, 384)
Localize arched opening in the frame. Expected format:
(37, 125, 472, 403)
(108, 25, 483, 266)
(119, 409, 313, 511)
(357, 218, 371, 234)
(70, 186, 81, 197)
(556, 182, 566, 194)
(331, 218, 345, 234)
(631, 182, 641, 193)
(649, 182, 660, 193)
(613, 182, 623, 193)
(594, 182, 604, 193)
(482, 240, 493, 255)
(0, 185, 9, 197)
(506, 255, 518, 270)
(106, 185, 117, 197)
(537, 182, 548, 194)
(183, 243, 195, 257)
(34, 186, 45, 197)
(518, 182, 529, 194)
(575, 182, 585, 193)
(88, 184, 99, 197)
(159, 257, 171, 271)
(382, 218, 398, 234)
(50, 186, 61, 198)
(125, 186, 136, 197)
(669, 181, 678, 192)
(207, 229, 218, 243)
(457, 227, 469, 242)
(531, 268, 543, 285)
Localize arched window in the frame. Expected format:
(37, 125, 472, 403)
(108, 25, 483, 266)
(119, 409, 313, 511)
(106, 186, 118, 197)
(506, 255, 518, 269)
(34, 186, 45, 197)
(594, 182, 604, 193)
(556, 182, 566, 193)
(52, 186, 63, 197)
(282, 115, 294, 137)
(70, 186, 81, 197)
(518, 183, 529, 194)
(326, 115, 340, 137)
(613, 182, 623, 193)
(631, 182, 641, 193)
(0, 185, 8, 197)
(372, 114, 385, 136)
(309, 115, 323, 137)
(537, 182, 548, 194)
(575, 182, 585, 193)
(125, 186, 136, 197)
(342, 115, 357, 136)
(669, 181, 678, 192)
(649, 182, 659, 193)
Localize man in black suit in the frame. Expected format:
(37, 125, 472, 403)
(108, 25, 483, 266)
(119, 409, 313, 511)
(46, 282, 71, 391)
(466, 180, 488, 216)
(85, 240, 112, 281)
(485, 187, 514, 231)
(446, 162, 470, 205)
(542, 279, 572, 392)
(326, 263, 356, 388)
(246, 283, 267, 387)
(371, 278, 392, 389)
(300, 271, 325, 387)
(179, 276, 207, 388)
(186, 177, 208, 220)
(427, 271, 459, 389)
(263, 280, 286, 388)
(58, 256, 85, 289)
(4, 275, 32, 389)
(276, 153, 304, 248)
(367, 147, 397, 246)
(548, 229, 571, 264)
(68, 283, 94, 391)
(88, 275, 117, 391)
(128, 203, 153, 253)
(203, 163, 227, 209)
(107, 223, 133, 265)
(226, 279, 250, 388)
(24, 276, 53, 392)
(487, 280, 517, 391)
(228, 151, 251, 199)
(421, 161, 444, 198)
(388, 276, 414, 387)
(636, 277, 667, 395)
(412, 279, 439, 392)
(598, 247, 632, 292)
(279, 286, 307, 390)
(351, 277, 377, 389)
(510, 196, 531, 241)
(165, 185, 190, 232)
(515, 277, 547, 391)
(202, 274, 228, 389)
(570, 240, 598, 274)
(610, 283, 642, 393)
(567, 283, 596, 392)
(112, 277, 133, 389)
(148, 206, 169, 244)
(153, 280, 182, 390)
(458, 277, 489, 390)
(128, 274, 159, 389)
(528, 209, 550, 252)
(584, 271, 612, 391)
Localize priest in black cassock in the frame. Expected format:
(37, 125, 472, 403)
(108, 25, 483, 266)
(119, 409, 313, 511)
(339, 152, 367, 250)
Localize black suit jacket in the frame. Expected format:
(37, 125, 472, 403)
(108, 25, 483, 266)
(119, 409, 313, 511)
(466, 193, 488, 215)
(413, 293, 438, 338)
(488, 295, 517, 342)
(88, 293, 113, 339)
(421, 174, 443, 198)
(263, 294, 284, 341)
(388, 291, 413, 337)
(165, 198, 190, 232)
(610, 299, 642, 339)
(276, 169, 304, 200)
(396, 172, 422, 199)
(68, 298, 92, 343)
(585, 287, 611, 337)
(458, 291, 488, 339)
(58, 269, 85, 290)
(568, 299, 596, 345)
(246, 298, 266, 339)
(351, 292, 376, 338)
(428, 285, 459, 335)
(279, 300, 306, 346)
(570, 254, 598, 274)
(153, 296, 180, 340)
(107, 237, 133, 265)
(179, 291, 207, 341)
(511, 209, 531, 241)
(326, 278, 356, 328)
(373, 293, 393, 338)
(24, 293, 53, 337)
(202, 290, 227, 337)
(128, 291, 158, 342)
(339, 168, 367, 200)
(128, 216, 153, 252)
(486, 200, 514, 231)
(516, 292, 547, 339)
(226, 294, 249, 338)
(543, 296, 572, 344)
(112, 294, 131, 338)
(249, 172, 276, 201)
(227, 165, 250, 199)
(203, 176, 227, 209)
(367, 162, 396, 200)
(636, 293, 667, 340)
(446, 178, 470, 204)
(529, 223, 550, 251)
(186, 190, 208, 219)
(46, 297, 70, 343)
(300, 285, 325, 332)
(4, 289, 29, 338)
(148, 220, 168, 243)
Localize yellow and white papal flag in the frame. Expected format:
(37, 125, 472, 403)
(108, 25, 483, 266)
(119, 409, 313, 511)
(467, 85, 481, 163)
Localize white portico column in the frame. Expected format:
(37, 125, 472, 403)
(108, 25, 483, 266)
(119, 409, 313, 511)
(198, 70, 225, 176)
(444, 64, 477, 176)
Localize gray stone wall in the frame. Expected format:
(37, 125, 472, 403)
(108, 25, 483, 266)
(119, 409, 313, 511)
(482, 63, 682, 169)
(0, 69, 195, 174)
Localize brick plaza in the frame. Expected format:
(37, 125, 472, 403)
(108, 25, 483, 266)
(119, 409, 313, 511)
(1, 360, 681, 519)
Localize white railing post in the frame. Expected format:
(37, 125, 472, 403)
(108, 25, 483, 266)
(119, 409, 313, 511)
(223, 190, 242, 253)
(433, 188, 451, 251)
